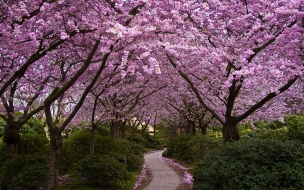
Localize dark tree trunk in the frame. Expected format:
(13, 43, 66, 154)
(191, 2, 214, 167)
(141, 128, 145, 138)
(47, 132, 62, 190)
(184, 124, 191, 135)
(120, 124, 125, 139)
(191, 121, 196, 136)
(90, 127, 95, 154)
(130, 124, 135, 141)
(3, 124, 20, 158)
(5, 142, 18, 158)
(110, 122, 116, 138)
(153, 124, 156, 136)
(200, 125, 208, 135)
(222, 121, 239, 143)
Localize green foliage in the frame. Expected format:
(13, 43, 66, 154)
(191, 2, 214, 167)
(18, 133, 49, 154)
(60, 129, 117, 172)
(95, 124, 110, 136)
(244, 127, 289, 141)
(0, 153, 48, 190)
(166, 134, 221, 163)
(126, 153, 144, 172)
(0, 139, 5, 166)
(188, 135, 222, 160)
(72, 154, 132, 189)
(166, 135, 191, 159)
(61, 129, 145, 174)
(0, 116, 45, 138)
(253, 120, 285, 130)
(115, 139, 145, 156)
(285, 115, 304, 141)
(193, 139, 304, 190)
(143, 133, 163, 149)
(19, 116, 45, 135)
(0, 119, 5, 138)
(0, 133, 49, 190)
(57, 180, 101, 190)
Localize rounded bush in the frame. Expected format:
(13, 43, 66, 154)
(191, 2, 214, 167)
(0, 153, 48, 190)
(193, 139, 304, 190)
(60, 129, 118, 173)
(18, 133, 49, 155)
(162, 149, 169, 157)
(115, 139, 145, 156)
(73, 154, 131, 189)
(0, 140, 6, 169)
(126, 153, 144, 172)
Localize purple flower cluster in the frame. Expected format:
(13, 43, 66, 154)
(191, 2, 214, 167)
(133, 163, 151, 189)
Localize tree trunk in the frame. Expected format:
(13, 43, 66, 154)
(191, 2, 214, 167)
(130, 126, 135, 141)
(90, 128, 95, 154)
(200, 125, 208, 135)
(110, 122, 116, 138)
(153, 124, 156, 136)
(3, 125, 20, 158)
(222, 122, 239, 143)
(141, 129, 145, 138)
(179, 125, 183, 135)
(5, 143, 18, 158)
(120, 124, 125, 139)
(191, 122, 196, 136)
(47, 133, 62, 190)
(184, 124, 191, 134)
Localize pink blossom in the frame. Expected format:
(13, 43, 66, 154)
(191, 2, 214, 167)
(60, 32, 69, 40)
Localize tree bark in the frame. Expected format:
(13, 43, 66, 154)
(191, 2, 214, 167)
(110, 122, 116, 138)
(200, 125, 208, 135)
(5, 143, 18, 158)
(3, 124, 20, 158)
(90, 127, 95, 154)
(191, 121, 196, 136)
(222, 121, 239, 143)
(153, 124, 156, 136)
(120, 124, 125, 139)
(47, 133, 62, 190)
(184, 124, 191, 135)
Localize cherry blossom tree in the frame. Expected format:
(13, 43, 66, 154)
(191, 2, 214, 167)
(146, 0, 304, 143)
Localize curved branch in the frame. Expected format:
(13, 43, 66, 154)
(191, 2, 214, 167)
(236, 76, 299, 122)
(167, 54, 224, 124)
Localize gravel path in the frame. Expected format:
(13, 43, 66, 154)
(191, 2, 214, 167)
(143, 150, 181, 190)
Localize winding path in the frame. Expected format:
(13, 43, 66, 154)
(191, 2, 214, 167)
(143, 150, 181, 190)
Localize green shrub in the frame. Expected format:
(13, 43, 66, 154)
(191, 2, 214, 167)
(0, 119, 5, 138)
(115, 139, 145, 156)
(188, 135, 221, 160)
(60, 129, 119, 172)
(18, 133, 49, 154)
(19, 116, 45, 135)
(126, 153, 144, 172)
(143, 134, 162, 149)
(95, 124, 110, 136)
(193, 139, 304, 190)
(166, 135, 192, 160)
(0, 153, 48, 190)
(72, 154, 131, 189)
(60, 130, 145, 174)
(253, 120, 285, 130)
(162, 149, 169, 157)
(0, 139, 6, 165)
(244, 127, 289, 141)
(285, 115, 304, 141)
